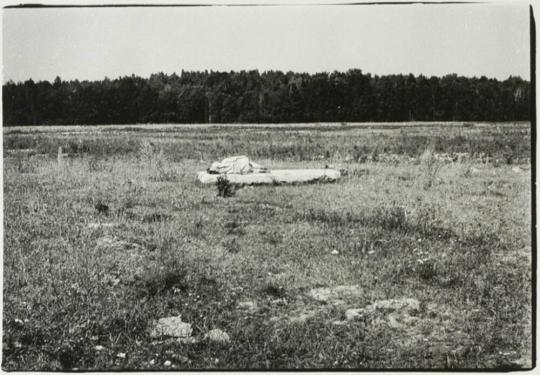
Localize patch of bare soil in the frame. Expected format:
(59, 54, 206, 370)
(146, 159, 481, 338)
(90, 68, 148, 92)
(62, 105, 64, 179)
(267, 285, 475, 362)
(308, 285, 364, 305)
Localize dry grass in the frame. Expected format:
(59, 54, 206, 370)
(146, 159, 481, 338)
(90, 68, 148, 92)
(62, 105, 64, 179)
(2, 122, 532, 370)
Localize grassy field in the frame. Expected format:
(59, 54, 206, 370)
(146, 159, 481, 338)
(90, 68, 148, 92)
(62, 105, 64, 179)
(2, 122, 533, 370)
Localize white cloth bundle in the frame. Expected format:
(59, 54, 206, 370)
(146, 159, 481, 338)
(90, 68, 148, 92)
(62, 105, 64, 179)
(208, 156, 269, 175)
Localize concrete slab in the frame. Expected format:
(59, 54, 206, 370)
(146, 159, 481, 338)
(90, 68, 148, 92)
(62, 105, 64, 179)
(197, 169, 341, 185)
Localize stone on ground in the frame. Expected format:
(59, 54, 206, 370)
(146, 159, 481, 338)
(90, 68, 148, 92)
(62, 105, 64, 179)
(149, 316, 192, 338)
(308, 285, 363, 304)
(198, 168, 341, 185)
(206, 329, 230, 344)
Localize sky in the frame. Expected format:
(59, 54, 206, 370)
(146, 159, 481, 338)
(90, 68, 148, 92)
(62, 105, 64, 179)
(2, 2, 531, 83)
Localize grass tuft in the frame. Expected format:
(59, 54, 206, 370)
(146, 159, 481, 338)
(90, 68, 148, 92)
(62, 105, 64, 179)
(420, 147, 444, 189)
(216, 176, 235, 198)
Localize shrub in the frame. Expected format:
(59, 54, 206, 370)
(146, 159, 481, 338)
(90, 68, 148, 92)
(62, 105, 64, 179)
(420, 147, 444, 189)
(139, 141, 177, 181)
(216, 176, 235, 198)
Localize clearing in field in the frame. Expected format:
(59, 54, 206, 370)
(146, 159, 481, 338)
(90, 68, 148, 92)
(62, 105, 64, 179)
(2, 122, 532, 370)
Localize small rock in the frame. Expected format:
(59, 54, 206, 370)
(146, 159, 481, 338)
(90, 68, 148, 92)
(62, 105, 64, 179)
(116, 352, 126, 359)
(163, 360, 171, 366)
(149, 359, 155, 365)
(206, 329, 230, 344)
(331, 250, 339, 255)
(94, 345, 105, 351)
(345, 308, 365, 321)
(150, 316, 192, 338)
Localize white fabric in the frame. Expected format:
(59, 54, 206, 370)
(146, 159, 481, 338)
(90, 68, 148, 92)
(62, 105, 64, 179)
(208, 155, 268, 175)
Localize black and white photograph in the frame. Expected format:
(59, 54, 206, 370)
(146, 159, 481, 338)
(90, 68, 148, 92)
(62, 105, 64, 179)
(1, 0, 534, 370)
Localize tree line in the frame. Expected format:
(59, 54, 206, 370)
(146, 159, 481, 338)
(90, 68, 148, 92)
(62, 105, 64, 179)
(2, 69, 530, 125)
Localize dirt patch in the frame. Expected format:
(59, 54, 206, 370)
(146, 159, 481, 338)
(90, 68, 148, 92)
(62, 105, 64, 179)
(288, 289, 474, 360)
(341, 298, 472, 357)
(308, 285, 364, 305)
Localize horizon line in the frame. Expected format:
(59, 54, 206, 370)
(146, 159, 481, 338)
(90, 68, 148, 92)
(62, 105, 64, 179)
(2, 69, 530, 85)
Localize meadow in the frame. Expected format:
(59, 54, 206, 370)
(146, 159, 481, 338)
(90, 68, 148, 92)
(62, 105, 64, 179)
(2, 122, 533, 370)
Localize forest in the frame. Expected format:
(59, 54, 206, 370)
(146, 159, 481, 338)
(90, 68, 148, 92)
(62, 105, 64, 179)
(2, 69, 531, 125)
